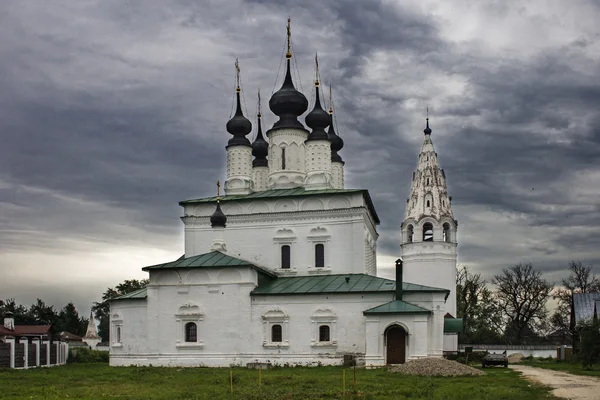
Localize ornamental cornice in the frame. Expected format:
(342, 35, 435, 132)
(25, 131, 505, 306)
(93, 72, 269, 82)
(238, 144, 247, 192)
(182, 206, 378, 235)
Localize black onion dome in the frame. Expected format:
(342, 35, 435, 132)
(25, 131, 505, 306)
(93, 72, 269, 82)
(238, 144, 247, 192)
(210, 201, 227, 228)
(328, 115, 344, 163)
(252, 115, 268, 167)
(226, 91, 252, 147)
(269, 60, 309, 130)
(423, 118, 432, 135)
(305, 87, 330, 142)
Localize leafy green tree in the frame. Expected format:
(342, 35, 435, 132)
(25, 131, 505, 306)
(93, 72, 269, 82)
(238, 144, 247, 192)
(28, 298, 57, 326)
(493, 263, 553, 344)
(456, 266, 503, 344)
(56, 302, 88, 336)
(0, 298, 34, 324)
(92, 279, 149, 342)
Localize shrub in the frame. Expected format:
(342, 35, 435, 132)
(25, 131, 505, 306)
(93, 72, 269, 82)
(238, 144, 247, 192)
(68, 347, 109, 363)
(578, 319, 600, 369)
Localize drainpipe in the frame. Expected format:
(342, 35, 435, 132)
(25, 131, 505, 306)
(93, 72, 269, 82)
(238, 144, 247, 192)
(395, 259, 403, 301)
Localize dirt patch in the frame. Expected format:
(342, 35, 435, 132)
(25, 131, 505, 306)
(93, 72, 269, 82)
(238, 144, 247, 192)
(389, 357, 484, 377)
(511, 365, 600, 400)
(508, 353, 524, 363)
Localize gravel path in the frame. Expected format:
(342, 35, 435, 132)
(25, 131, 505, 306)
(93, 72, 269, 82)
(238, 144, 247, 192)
(510, 365, 600, 400)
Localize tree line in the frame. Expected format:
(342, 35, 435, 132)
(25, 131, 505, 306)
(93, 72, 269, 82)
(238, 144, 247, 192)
(457, 261, 600, 345)
(0, 299, 89, 337)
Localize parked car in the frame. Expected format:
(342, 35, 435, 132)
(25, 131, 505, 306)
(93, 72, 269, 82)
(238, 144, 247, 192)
(482, 351, 508, 368)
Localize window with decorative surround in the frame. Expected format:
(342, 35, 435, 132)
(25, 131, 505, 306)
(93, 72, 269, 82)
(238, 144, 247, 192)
(176, 302, 204, 349)
(273, 229, 296, 273)
(311, 309, 337, 347)
(262, 309, 289, 348)
(111, 313, 123, 348)
(307, 227, 331, 273)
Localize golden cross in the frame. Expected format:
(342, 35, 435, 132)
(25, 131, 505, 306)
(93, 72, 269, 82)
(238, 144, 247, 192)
(286, 18, 292, 59)
(235, 59, 240, 92)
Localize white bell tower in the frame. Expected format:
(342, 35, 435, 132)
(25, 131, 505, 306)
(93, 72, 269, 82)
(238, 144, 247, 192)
(400, 118, 458, 318)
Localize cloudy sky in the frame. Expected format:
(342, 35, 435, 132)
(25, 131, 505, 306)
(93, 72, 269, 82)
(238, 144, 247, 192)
(1, 0, 599, 317)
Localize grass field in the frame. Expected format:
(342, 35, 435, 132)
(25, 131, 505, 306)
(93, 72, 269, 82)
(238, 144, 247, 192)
(519, 359, 600, 377)
(0, 363, 558, 400)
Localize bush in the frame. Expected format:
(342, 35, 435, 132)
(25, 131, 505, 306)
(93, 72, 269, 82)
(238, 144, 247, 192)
(579, 320, 600, 368)
(68, 347, 109, 363)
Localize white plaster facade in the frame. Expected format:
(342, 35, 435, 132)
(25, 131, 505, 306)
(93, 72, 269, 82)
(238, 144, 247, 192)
(110, 49, 458, 367)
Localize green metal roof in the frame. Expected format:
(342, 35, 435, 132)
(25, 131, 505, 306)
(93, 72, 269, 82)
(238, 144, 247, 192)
(179, 188, 380, 224)
(141, 251, 276, 277)
(444, 318, 463, 333)
(250, 274, 449, 296)
(363, 300, 432, 315)
(111, 287, 147, 301)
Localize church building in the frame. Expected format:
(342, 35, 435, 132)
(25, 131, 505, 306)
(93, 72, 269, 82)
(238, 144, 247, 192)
(110, 20, 460, 367)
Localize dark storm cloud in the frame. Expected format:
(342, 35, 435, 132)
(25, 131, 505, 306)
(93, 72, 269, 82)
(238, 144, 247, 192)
(1, 0, 600, 313)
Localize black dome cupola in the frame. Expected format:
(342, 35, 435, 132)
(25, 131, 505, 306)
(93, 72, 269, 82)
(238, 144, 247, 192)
(252, 90, 268, 167)
(305, 54, 330, 142)
(226, 59, 252, 148)
(268, 18, 308, 131)
(424, 117, 432, 135)
(210, 181, 227, 228)
(327, 88, 344, 162)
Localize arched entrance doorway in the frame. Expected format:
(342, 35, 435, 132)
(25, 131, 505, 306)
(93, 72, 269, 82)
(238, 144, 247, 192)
(386, 325, 407, 364)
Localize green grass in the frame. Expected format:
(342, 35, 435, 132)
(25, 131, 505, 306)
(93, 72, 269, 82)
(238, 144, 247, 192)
(0, 363, 558, 400)
(519, 359, 600, 377)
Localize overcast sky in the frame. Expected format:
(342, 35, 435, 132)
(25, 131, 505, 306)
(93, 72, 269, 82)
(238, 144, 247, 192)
(1, 0, 599, 318)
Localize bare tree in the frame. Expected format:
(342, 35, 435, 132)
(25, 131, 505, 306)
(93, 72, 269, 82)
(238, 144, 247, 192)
(493, 263, 553, 344)
(456, 266, 503, 343)
(551, 261, 600, 342)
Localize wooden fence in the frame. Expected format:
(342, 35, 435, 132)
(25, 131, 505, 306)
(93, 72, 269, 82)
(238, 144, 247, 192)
(0, 338, 67, 369)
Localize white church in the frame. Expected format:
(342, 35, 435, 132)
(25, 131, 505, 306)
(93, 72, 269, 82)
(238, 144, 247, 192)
(110, 21, 460, 367)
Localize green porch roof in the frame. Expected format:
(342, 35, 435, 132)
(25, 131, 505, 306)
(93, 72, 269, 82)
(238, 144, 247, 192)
(111, 287, 147, 301)
(141, 251, 276, 277)
(179, 188, 380, 224)
(363, 300, 432, 315)
(444, 318, 463, 333)
(250, 274, 449, 296)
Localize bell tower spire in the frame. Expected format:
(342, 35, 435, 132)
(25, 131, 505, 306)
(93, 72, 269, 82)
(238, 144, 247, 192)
(400, 116, 458, 345)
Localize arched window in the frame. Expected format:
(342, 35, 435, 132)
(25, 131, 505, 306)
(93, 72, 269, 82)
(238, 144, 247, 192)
(315, 244, 325, 268)
(426, 200, 430, 207)
(407, 225, 414, 243)
(426, 178, 429, 185)
(281, 245, 291, 269)
(319, 325, 330, 342)
(443, 223, 451, 243)
(271, 324, 282, 342)
(423, 223, 433, 241)
(185, 322, 197, 342)
(116, 326, 121, 343)
(281, 148, 286, 170)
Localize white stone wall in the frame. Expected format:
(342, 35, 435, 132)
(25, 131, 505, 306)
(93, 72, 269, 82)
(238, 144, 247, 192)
(252, 166, 268, 192)
(110, 271, 447, 367)
(267, 129, 308, 189)
(182, 194, 378, 275)
(304, 140, 332, 190)
(225, 145, 253, 195)
(331, 162, 344, 189)
(401, 241, 457, 317)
